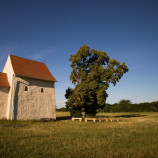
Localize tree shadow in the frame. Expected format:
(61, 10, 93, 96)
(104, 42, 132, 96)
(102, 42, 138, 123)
(98, 114, 147, 118)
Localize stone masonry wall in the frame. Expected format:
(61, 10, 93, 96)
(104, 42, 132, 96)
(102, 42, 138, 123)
(13, 76, 56, 120)
(0, 87, 9, 119)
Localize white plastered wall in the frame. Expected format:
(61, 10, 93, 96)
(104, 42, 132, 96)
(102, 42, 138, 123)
(0, 87, 10, 119)
(3, 55, 14, 119)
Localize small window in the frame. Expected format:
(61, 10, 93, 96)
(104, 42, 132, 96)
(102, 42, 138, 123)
(25, 86, 28, 91)
(41, 88, 44, 93)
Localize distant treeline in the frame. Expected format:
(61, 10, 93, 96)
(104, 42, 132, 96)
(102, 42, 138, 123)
(56, 107, 70, 112)
(57, 100, 158, 112)
(99, 100, 158, 112)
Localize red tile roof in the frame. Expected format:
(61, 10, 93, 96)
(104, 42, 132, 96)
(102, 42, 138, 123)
(10, 55, 57, 82)
(0, 72, 10, 87)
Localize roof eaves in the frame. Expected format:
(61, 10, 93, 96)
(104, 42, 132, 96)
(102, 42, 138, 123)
(15, 74, 57, 82)
(0, 72, 10, 88)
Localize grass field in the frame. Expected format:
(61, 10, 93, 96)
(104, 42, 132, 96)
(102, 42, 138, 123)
(0, 112, 158, 158)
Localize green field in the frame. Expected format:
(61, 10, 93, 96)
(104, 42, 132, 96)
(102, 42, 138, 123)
(0, 112, 158, 158)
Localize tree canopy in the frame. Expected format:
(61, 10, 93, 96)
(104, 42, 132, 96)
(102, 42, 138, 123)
(119, 99, 132, 105)
(65, 45, 129, 116)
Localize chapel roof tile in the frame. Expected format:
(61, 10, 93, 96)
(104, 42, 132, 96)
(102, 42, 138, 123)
(10, 55, 57, 82)
(0, 72, 10, 87)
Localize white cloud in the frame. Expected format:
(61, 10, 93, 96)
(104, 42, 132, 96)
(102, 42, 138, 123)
(30, 53, 45, 61)
(30, 47, 57, 62)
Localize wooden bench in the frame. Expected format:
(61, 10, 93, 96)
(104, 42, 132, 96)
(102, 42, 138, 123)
(108, 118, 120, 122)
(98, 118, 109, 122)
(98, 118, 120, 122)
(71, 117, 120, 122)
(71, 118, 82, 122)
(84, 118, 97, 122)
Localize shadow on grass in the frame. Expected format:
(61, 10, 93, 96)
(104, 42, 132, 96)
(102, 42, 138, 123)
(56, 116, 71, 121)
(0, 114, 147, 125)
(41, 116, 72, 122)
(0, 117, 72, 126)
(98, 114, 147, 118)
(0, 120, 42, 127)
(56, 114, 147, 120)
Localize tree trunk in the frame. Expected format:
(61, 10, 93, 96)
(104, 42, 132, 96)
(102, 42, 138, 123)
(81, 108, 86, 119)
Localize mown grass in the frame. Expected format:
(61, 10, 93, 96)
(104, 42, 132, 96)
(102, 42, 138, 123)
(0, 112, 158, 158)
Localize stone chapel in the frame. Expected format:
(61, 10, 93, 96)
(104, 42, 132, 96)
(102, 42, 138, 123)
(0, 54, 57, 120)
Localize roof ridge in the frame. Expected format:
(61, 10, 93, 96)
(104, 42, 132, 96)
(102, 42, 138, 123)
(10, 54, 45, 64)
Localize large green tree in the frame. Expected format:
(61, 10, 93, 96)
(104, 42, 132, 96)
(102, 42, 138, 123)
(65, 45, 128, 116)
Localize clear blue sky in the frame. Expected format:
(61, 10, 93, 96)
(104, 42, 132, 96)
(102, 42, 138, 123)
(0, 0, 158, 108)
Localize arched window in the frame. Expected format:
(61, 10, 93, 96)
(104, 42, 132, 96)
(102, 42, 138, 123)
(41, 88, 44, 93)
(25, 86, 28, 91)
